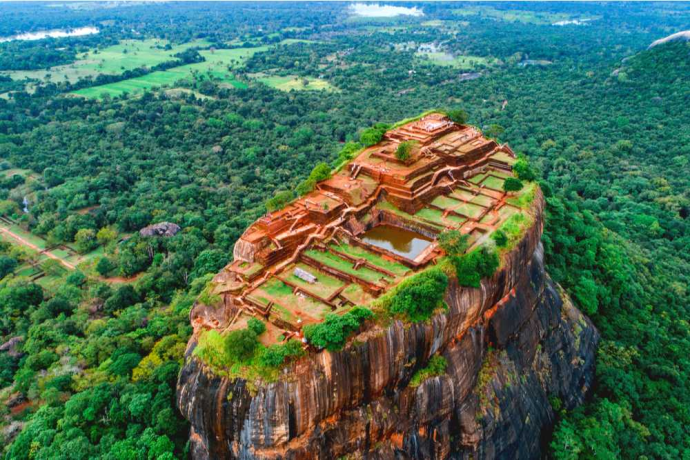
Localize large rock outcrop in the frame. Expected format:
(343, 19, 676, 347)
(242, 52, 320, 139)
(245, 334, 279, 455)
(177, 195, 599, 459)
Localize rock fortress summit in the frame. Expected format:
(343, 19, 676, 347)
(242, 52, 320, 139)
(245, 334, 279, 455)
(177, 112, 599, 459)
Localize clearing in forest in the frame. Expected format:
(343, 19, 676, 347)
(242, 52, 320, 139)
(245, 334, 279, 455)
(415, 51, 494, 69)
(452, 7, 572, 24)
(257, 75, 336, 92)
(72, 46, 263, 98)
(1, 39, 210, 84)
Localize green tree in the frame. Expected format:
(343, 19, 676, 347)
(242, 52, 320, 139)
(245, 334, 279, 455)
(438, 230, 469, 256)
(247, 317, 266, 336)
(513, 155, 536, 182)
(225, 328, 259, 362)
(303, 307, 372, 350)
(308, 162, 332, 182)
(453, 246, 500, 288)
(491, 230, 508, 247)
(360, 123, 389, 147)
(387, 268, 448, 322)
(96, 257, 115, 276)
(447, 109, 468, 124)
(75, 228, 97, 253)
(96, 226, 118, 247)
(0, 255, 17, 279)
(265, 190, 294, 212)
(503, 177, 524, 193)
(395, 141, 415, 161)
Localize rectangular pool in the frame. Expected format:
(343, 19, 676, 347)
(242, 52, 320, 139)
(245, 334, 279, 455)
(361, 225, 432, 260)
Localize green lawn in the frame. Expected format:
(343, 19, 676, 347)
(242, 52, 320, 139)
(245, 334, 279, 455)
(341, 283, 374, 306)
(452, 7, 575, 25)
(283, 263, 345, 300)
(421, 20, 445, 27)
(469, 173, 487, 185)
(490, 151, 518, 165)
(482, 176, 505, 191)
(0, 168, 35, 179)
(446, 214, 467, 226)
(2, 39, 210, 84)
(257, 75, 335, 92)
(415, 51, 493, 70)
(431, 195, 463, 210)
(453, 202, 486, 219)
(304, 249, 391, 284)
(35, 274, 67, 293)
(470, 194, 495, 207)
(72, 46, 265, 99)
(415, 208, 446, 226)
(255, 276, 332, 321)
(451, 188, 476, 202)
(330, 241, 410, 277)
(376, 200, 445, 231)
(489, 169, 513, 179)
(1, 223, 48, 250)
(506, 182, 538, 209)
(279, 39, 320, 45)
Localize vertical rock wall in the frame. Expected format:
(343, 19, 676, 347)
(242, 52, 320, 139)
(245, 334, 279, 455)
(177, 195, 599, 459)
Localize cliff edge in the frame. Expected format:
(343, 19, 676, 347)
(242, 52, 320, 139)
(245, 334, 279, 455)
(177, 194, 599, 459)
(176, 114, 599, 459)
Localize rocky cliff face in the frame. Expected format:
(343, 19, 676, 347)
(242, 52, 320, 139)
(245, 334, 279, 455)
(177, 196, 599, 459)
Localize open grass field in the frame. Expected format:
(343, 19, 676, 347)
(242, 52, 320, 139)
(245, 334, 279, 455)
(452, 7, 574, 25)
(72, 46, 264, 98)
(2, 39, 210, 84)
(257, 75, 335, 92)
(415, 51, 493, 70)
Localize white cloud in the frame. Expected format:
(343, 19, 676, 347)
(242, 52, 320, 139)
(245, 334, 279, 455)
(350, 3, 424, 18)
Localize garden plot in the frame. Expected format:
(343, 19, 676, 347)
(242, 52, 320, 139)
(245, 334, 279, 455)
(281, 263, 345, 300)
(330, 241, 410, 277)
(481, 175, 505, 191)
(303, 249, 393, 285)
(340, 283, 375, 306)
(252, 277, 333, 323)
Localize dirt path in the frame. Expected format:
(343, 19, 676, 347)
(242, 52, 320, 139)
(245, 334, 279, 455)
(99, 272, 143, 284)
(0, 227, 76, 270)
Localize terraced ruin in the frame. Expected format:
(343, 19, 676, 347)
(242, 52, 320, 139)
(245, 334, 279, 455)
(195, 113, 526, 342)
(179, 113, 597, 460)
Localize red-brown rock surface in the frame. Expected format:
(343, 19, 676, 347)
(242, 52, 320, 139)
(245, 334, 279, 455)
(176, 193, 599, 459)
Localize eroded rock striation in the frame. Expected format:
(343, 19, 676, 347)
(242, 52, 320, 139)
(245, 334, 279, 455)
(177, 195, 598, 459)
(177, 114, 598, 459)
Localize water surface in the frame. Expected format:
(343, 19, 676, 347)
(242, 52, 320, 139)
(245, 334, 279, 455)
(361, 225, 432, 260)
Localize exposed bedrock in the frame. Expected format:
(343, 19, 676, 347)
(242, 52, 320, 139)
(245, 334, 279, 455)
(177, 197, 599, 459)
